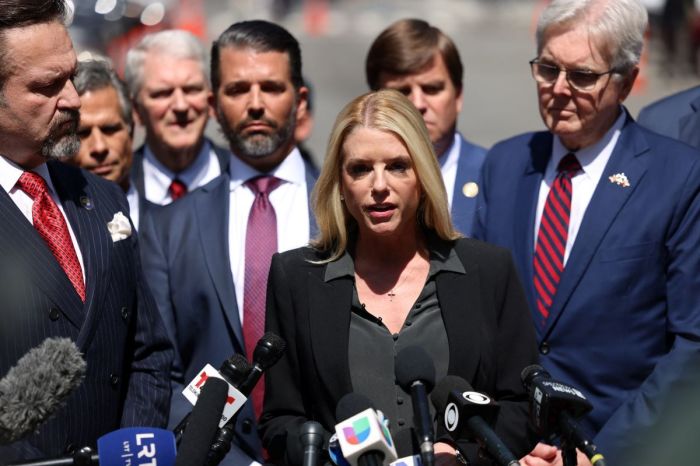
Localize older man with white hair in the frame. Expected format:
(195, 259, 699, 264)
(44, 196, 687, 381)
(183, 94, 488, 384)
(474, 0, 700, 464)
(125, 30, 229, 213)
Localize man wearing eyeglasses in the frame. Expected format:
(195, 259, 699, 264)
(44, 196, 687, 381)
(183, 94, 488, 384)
(474, 0, 700, 465)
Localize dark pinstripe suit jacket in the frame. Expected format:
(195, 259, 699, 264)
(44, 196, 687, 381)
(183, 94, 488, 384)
(0, 161, 173, 462)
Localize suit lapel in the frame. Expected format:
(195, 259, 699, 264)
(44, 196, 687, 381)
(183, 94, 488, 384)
(49, 162, 112, 349)
(543, 121, 650, 337)
(451, 139, 484, 235)
(515, 134, 551, 337)
(308, 271, 354, 399)
(436, 258, 482, 382)
(195, 176, 244, 346)
(0, 169, 84, 330)
(678, 95, 700, 148)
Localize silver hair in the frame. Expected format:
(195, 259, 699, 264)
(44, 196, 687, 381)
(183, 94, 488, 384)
(74, 57, 133, 133)
(536, 0, 648, 74)
(124, 29, 209, 100)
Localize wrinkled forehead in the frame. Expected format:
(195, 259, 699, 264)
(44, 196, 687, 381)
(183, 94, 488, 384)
(538, 22, 614, 68)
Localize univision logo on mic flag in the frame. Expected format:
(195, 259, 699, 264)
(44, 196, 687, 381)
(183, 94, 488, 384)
(343, 417, 371, 445)
(335, 408, 398, 465)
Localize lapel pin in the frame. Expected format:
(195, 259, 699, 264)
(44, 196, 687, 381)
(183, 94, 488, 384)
(462, 181, 479, 198)
(80, 196, 94, 210)
(608, 173, 630, 188)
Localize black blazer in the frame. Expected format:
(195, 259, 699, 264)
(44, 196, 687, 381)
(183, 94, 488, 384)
(259, 237, 538, 464)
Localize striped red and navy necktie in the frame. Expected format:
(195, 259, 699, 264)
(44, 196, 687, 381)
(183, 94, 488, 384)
(533, 153, 581, 326)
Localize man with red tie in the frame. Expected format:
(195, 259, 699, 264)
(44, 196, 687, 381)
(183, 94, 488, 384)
(139, 20, 317, 466)
(474, 0, 700, 464)
(0, 0, 172, 462)
(124, 29, 230, 213)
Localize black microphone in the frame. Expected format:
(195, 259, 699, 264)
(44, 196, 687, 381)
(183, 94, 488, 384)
(521, 365, 606, 466)
(173, 353, 252, 444)
(395, 346, 435, 466)
(237, 331, 286, 396)
(0, 338, 86, 445)
(175, 377, 229, 466)
(431, 376, 520, 466)
(205, 332, 286, 466)
(300, 421, 325, 466)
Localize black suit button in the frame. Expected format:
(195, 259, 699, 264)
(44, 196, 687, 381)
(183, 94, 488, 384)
(396, 397, 404, 405)
(48, 307, 61, 321)
(539, 341, 550, 355)
(109, 373, 120, 386)
(397, 418, 406, 427)
(65, 443, 76, 455)
(241, 418, 253, 434)
(121, 307, 129, 320)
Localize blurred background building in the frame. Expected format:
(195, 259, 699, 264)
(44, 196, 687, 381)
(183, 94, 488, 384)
(67, 0, 700, 166)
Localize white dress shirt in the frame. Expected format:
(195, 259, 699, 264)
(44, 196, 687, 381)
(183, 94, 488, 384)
(142, 139, 222, 205)
(438, 132, 461, 209)
(125, 183, 140, 231)
(228, 148, 311, 323)
(0, 156, 85, 280)
(534, 110, 626, 264)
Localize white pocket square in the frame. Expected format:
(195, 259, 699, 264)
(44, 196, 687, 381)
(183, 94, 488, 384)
(107, 211, 132, 242)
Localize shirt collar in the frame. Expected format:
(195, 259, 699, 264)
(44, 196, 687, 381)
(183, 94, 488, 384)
(143, 138, 212, 186)
(438, 132, 461, 170)
(0, 156, 56, 195)
(228, 146, 305, 190)
(324, 236, 465, 282)
(550, 108, 627, 180)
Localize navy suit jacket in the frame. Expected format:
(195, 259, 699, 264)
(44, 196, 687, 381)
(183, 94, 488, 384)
(637, 85, 700, 149)
(473, 116, 700, 461)
(450, 134, 487, 236)
(0, 161, 172, 461)
(139, 159, 318, 463)
(130, 138, 231, 218)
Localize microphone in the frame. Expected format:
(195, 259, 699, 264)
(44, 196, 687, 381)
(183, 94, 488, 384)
(334, 393, 397, 466)
(7, 427, 177, 466)
(395, 346, 436, 466)
(431, 376, 520, 466)
(175, 377, 229, 466)
(300, 421, 325, 466)
(0, 338, 86, 445)
(205, 332, 286, 466)
(173, 353, 252, 443)
(521, 365, 606, 466)
(236, 331, 286, 396)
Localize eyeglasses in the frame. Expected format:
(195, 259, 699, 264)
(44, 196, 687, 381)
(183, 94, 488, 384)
(529, 59, 617, 91)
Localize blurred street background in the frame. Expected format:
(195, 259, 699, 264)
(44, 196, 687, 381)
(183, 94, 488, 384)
(69, 0, 700, 166)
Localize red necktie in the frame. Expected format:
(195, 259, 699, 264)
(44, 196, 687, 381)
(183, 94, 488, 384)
(243, 175, 281, 420)
(168, 178, 187, 201)
(17, 171, 86, 302)
(533, 153, 581, 325)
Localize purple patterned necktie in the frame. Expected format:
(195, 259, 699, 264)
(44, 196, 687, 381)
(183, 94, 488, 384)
(533, 153, 581, 326)
(243, 175, 281, 419)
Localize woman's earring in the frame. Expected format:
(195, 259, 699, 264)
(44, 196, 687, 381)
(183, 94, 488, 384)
(340, 194, 345, 201)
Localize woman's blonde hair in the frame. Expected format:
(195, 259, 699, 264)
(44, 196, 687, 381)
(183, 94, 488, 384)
(311, 89, 461, 261)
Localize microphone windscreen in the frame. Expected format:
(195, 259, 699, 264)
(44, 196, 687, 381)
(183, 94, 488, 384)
(175, 377, 229, 466)
(0, 337, 86, 444)
(219, 353, 252, 387)
(335, 393, 374, 423)
(395, 346, 436, 391)
(254, 332, 286, 369)
(520, 364, 548, 387)
(430, 376, 472, 413)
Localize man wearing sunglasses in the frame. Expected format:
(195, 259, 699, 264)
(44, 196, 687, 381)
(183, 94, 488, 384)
(474, 0, 700, 465)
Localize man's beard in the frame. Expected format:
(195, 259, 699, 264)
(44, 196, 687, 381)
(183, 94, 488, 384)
(41, 110, 80, 161)
(218, 103, 296, 160)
